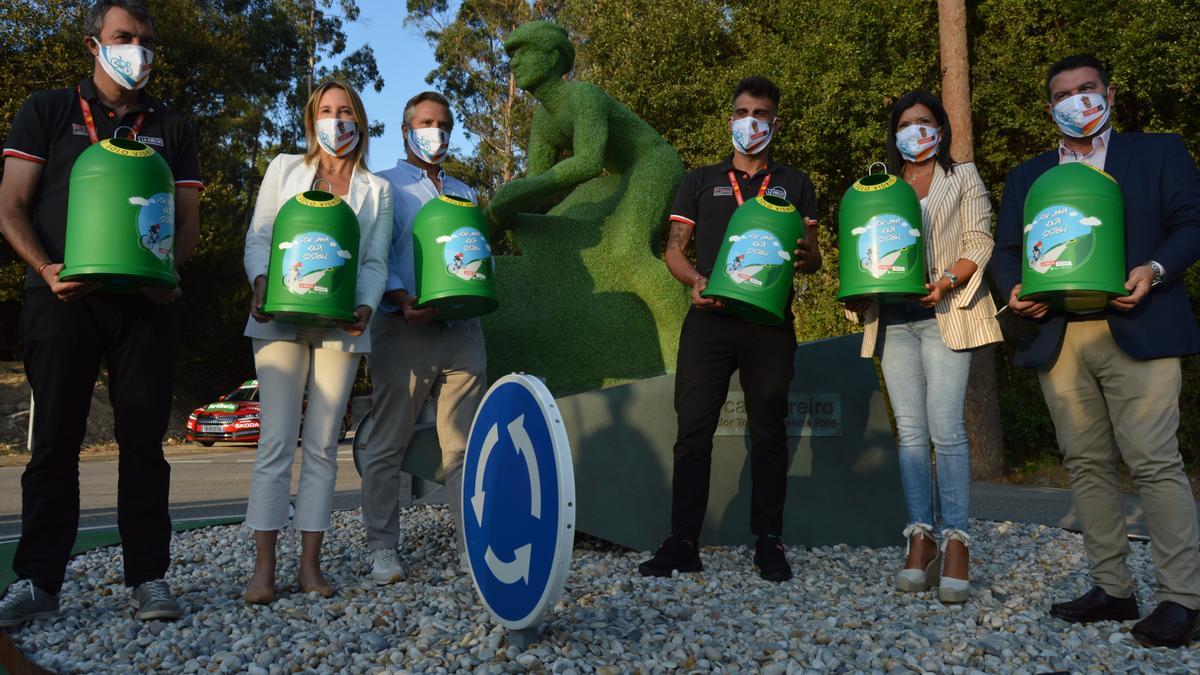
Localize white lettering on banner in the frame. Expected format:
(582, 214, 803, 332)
(715, 392, 842, 437)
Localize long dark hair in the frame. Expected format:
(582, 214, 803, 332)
(886, 90, 956, 176)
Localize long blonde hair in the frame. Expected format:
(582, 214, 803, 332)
(303, 80, 369, 170)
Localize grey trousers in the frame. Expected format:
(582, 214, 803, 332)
(361, 313, 486, 555)
(1038, 319, 1200, 608)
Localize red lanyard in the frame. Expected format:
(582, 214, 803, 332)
(77, 86, 145, 145)
(728, 170, 771, 206)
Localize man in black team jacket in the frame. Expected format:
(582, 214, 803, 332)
(640, 76, 820, 582)
(0, 0, 202, 627)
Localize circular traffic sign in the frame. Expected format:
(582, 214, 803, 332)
(462, 373, 576, 629)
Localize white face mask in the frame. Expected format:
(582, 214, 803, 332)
(406, 127, 450, 164)
(92, 38, 153, 90)
(896, 124, 941, 163)
(315, 118, 359, 158)
(731, 116, 774, 156)
(1052, 92, 1112, 138)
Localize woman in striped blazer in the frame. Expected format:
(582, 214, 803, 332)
(844, 91, 1002, 603)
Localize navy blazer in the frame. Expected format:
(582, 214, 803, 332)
(991, 132, 1200, 369)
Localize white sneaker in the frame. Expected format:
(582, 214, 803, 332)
(369, 548, 405, 585)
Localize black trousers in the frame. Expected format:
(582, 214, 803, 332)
(670, 308, 796, 542)
(16, 287, 177, 593)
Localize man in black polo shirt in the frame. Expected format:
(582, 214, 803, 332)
(0, 0, 201, 626)
(639, 76, 820, 582)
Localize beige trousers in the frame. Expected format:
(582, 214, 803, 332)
(361, 314, 486, 552)
(1038, 318, 1200, 608)
(246, 328, 361, 532)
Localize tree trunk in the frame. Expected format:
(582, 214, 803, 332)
(938, 0, 1007, 480)
(937, 0, 973, 162)
(965, 346, 1007, 479)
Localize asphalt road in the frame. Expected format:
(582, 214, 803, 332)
(0, 443, 365, 543)
(3, 441, 1198, 544)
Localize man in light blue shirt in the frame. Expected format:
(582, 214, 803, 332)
(361, 91, 486, 583)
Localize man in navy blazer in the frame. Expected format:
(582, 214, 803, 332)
(992, 54, 1200, 648)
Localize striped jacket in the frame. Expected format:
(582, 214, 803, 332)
(851, 161, 1003, 357)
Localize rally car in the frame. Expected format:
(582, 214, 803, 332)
(186, 380, 351, 447)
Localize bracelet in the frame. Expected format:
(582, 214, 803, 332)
(37, 261, 51, 275)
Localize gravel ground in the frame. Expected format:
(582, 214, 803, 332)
(6, 508, 1200, 673)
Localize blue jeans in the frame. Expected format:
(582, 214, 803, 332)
(879, 317, 973, 533)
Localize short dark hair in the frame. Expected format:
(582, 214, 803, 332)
(1046, 54, 1110, 100)
(86, 0, 154, 38)
(732, 76, 781, 110)
(403, 91, 453, 131)
(886, 90, 956, 176)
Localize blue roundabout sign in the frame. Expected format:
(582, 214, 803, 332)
(462, 373, 576, 630)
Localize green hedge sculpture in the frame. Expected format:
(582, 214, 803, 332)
(482, 21, 688, 394)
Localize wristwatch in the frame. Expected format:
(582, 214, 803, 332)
(1147, 260, 1165, 288)
(941, 269, 958, 289)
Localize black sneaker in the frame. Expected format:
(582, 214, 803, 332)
(638, 536, 702, 577)
(0, 579, 60, 628)
(754, 535, 792, 582)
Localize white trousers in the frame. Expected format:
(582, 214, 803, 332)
(246, 329, 360, 532)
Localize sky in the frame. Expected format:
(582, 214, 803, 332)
(338, 0, 452, 172)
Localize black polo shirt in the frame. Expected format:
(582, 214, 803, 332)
(670, 155, 818, 279)
(3, 78, 203, 287)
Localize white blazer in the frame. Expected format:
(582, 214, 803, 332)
(243, 153, 393, 352)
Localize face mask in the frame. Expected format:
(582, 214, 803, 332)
(896, 124, 941, 163)
(1052, 92, 1111, 138)
(406, 127, 450, 164)
(316, 118, 359, 158)
(92, 38, 153, 90)
(731, 116, 773, 155)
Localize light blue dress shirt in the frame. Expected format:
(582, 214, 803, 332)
(375, 159, 477, 314)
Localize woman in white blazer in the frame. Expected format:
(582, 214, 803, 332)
(241, 80, 392, 603)
(844, 91, 1002, 603)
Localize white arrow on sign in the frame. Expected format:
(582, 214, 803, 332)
(508, 415, 542, 520)
(469, 414, 545, 585)
(484, 544, 532, 584)
(471, 422, 499, 526)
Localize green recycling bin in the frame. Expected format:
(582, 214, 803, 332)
(412, 194, 498, 320)
(700, 194, 803, 325)
(1020, 162, 1126, 312)
(261, 191, 360, 325)
(61, 138, 177, 288)
(836, 171, 927, 301)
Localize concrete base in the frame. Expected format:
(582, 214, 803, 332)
(397, 334, 906, 551)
